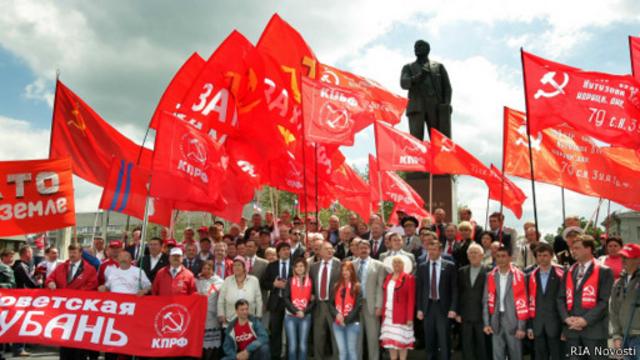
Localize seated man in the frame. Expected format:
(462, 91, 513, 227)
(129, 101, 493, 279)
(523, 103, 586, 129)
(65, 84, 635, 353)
(222, 299, 270, 360)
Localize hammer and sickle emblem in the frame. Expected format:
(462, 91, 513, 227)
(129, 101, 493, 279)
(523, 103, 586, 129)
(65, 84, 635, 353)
(534, 71, 569, 99)
(515, 125, 542, 151)
(67, 103, 87, 135)
(162, 311, 184, 333)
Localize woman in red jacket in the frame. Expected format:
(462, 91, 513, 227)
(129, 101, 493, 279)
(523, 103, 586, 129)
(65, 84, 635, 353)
(379, 256, 415, 360)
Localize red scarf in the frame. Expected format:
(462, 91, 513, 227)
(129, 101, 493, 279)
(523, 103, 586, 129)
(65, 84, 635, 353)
(290, 275, 312, 311)
(335, 282, 356, 319)
(566, 259, 600, 311)
(528, 265, 564, 318)
(487, 264, 528, 320)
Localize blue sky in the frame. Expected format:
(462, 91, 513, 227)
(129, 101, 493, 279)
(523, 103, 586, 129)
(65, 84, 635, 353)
(1, 0, 639, 235)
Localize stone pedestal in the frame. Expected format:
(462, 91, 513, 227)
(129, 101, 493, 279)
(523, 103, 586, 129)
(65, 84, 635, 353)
(405, 173, 456, 223)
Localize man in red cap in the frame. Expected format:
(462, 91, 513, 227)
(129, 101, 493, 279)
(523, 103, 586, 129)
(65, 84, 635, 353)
(97, 240, 123, 285)
(611, 243, 640, 354)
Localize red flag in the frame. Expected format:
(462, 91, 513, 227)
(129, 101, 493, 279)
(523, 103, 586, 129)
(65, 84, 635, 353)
(522, 50, 640, 148)
(486, 164, 527, 219)
(369, 155, 425, 210)
(0, 158, 75, 236)
(503, 107, 640, 206)
(257, 13, 318, 135)
(630, 36, 640, 83)
(430, 128, 491, 181)
(150, 113, 226, 205)
(375, 121, 430, 172)
(149, 53, 206, 129)
(49, 81, 152, 186)
(387, 202, 431, 225)
(324, 163, 371, 222)
(318, 63, 406, 129)
(99, 158, 173, 226)
(302, 76, 366, 146)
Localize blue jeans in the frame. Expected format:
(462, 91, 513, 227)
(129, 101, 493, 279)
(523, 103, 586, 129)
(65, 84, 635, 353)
(625, 336, 640, 360)
(284, 313, 311, 360)
(332, 322, 360, 360)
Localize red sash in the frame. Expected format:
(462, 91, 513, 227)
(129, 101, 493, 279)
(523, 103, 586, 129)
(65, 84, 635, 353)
(487, 264, 529, 320)
(566, 259, 600, 311)
(290, 275, 312, 311)
(528, 266, 564, 318)
(335, 282, 356, 319)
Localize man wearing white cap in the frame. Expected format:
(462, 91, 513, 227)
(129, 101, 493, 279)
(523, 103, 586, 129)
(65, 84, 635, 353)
(152, 247, 197, 296)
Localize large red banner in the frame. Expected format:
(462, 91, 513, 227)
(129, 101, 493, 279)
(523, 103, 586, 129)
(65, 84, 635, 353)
(0, 289, 206, 357)
(0, 158, 75, 236)
(503, 107, 640, 206)
(522, 50, 640, 148)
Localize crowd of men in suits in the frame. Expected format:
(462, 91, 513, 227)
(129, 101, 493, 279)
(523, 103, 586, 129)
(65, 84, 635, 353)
(1, 207, 639, 360)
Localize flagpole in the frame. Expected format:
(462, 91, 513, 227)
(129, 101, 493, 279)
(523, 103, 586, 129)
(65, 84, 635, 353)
(428, 173, 433, 215)
(373, 123, 386, 223)
(561, 186, 566, 222)
(137, 174, 153, 294)
(314, 143, 319, 225)
(48, 70, 61, 159)
(520, 48, 540, 236)
(630, 36, 636, 79)
(593, 197, 603, 233)
(485, 188, 491, 230)
(606, 199, 611, 237)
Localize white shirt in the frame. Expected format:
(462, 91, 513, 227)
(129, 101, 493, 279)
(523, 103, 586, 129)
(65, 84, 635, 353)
(69, 260, 81, 278)
(385, 279, 396, 308)
(318, 260, 333, 301)
(44, 260, 61, 276)
(576, 260, 592, 287)
(358, 257, 370, 296)
(429, 257, 442, 299)
(150, 253, 162, 270)
(105, 266, 151, 294)
(499, 271, 509, 312)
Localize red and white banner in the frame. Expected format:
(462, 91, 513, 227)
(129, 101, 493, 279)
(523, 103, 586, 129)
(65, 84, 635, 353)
(522, 50, 640, 148)
(0, 289, 206, 357)
(503, 107, 640, 207)
(369, 155, 425, 210)
(375, 121, 430, 172)
(0, 158, 75, 236)
(302, 76, 365, 146)
(486, 164, 527, 219)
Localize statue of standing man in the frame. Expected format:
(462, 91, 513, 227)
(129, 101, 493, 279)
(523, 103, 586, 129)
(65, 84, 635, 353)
(400, 40, 452, 140)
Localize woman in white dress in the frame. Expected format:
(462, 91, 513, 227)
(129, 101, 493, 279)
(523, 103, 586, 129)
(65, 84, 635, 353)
(379, 256, 416, 360)
(196, 260, 225, 360)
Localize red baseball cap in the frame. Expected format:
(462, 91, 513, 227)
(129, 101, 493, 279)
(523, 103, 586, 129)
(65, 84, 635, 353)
(198, 226, 209, 233)
(619, 244, 640, 259)
(108, 240, 123, 249)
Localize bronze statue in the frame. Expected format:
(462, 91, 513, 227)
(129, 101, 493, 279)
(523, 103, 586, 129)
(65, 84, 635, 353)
(400, 40, 452, 140)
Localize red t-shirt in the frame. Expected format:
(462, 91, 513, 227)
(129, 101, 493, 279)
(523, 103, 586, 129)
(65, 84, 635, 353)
(234, 321, 256, 352)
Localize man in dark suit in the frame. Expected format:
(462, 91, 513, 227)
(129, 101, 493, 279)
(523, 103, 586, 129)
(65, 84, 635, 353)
(261, 242, 293, 360)
(334, 225, 353, 260)
(416, 236, 458, 360)
(526, 243, 564, 360)
(182, 243, 203, 276)
(488, 212, 512, 254)
(457, 243, 490, 360)
(400, 39, 452, 140)
(558, 236, 614, 359)
(140, 237, 168, 283)
(430, 208, 448, 246)
(309, 241, 341, 359)
(368, 222, 386, 260)
(12, 245, 36, 357)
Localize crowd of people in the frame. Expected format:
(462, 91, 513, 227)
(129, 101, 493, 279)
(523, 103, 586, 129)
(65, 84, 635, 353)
(0, 207, 638, 360)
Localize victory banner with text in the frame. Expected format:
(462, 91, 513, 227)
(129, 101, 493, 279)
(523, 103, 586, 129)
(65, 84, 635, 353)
(0, 289, 207, 357)
(0, 158, 75, 236)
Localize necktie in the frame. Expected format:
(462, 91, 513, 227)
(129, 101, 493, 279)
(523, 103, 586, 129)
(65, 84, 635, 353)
(430, 261, 438, 300)
(247, 258, 253, 273)
(281, 261, 287, 279)
(373, 240, 379, 255)
(357, 260, 365, 282)
(171, 268, 177, 277)
(447, 242, 453, 254)
(320, 261, 328, 300)
(67, 263, 75, 283)
(576, 264, 585, 285)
